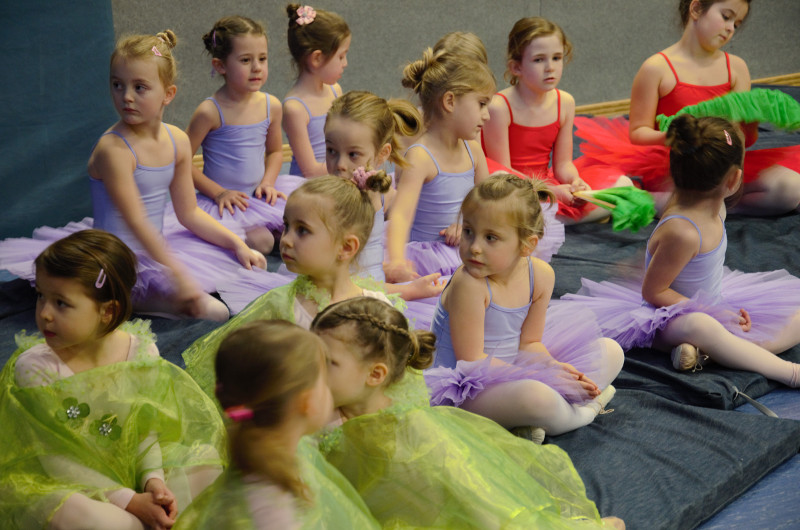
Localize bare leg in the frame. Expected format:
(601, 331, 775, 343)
(729, 165, 800, 216)
(50, 493, 144, 530)
(244, 226, 275, 256)
(657, 312, 799, 387)
(134, 292, 229, 322)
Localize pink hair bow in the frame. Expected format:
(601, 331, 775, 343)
(296, 5, 316, 25)
(151, 46, 162, 57)
(352, 167, 376, 190)
(225, 405, 254, 422)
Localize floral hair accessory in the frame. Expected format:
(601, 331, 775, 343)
(296, 5, 316, 26)
(151, 46, 162, 57)
(95, 268, 106, 289)
(225, 405, 254, 422)
(724, 130, 732, 146)
(352, 167, 376, 190)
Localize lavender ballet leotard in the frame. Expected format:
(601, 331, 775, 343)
(559, 215, 800, 349)
(169, 93, 283, 237)
(403, 142, 474, 277)
(426, 259, 610, 406)
(285, 85, 339, 177)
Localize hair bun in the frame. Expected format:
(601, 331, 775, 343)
(156, 29, 178, 48)
(665, 114, 702, 155)
(401, 47, 439, 92)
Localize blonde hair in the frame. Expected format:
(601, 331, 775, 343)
(432, 31, 489, 64)
(111, 30, 179, 89)
(215, 320, 326, 501)
(505, 17, 572, 86)
(286, 3, 350, 74)
(291, 175, 391, 259)
(311, 297, 435, 386)
(402, 48, 495, 122)
(462, 174, 555, 252)
(326, 91, 422, 169)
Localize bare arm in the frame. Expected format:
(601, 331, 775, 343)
(519, 259, 555, 356)
(641, 220, 698, 307)
(551, 91, 584, 187)
(469, 139, 490, 184)
(445, 269, 490, 362)
(255, 95, 287, 204)
(384, 147, 435, 282)
(629, 56, 668, 146)
(482, 94, 512, 168)
(168, 126, 265, 269)
(283, 98, 326, 178)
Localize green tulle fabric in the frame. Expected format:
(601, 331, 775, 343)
(657, 88, 800, 132)
(320, 403, 604, 529)
(0, 321, 227, 528)
(175, 437, 379, 529)
(580, 187, 656, 232)
(183, 275, 407, 399)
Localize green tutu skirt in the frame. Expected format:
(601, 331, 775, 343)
(320, 403, 604, 529)
(0, 321, 227, 527)
(183, 275, 406, 399)
(175, 437, 379, 529)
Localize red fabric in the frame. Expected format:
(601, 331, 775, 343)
(574, 52, 800, 188)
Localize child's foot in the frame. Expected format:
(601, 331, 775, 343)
(596, 384, 616, 414)
(671, 343, 708, 372)
(509, 426, 546, 445)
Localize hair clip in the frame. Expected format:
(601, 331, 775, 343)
(724, 130, 732, 146)
(210, 67, 217, 78)
(225, 405, 254, 422)
(151, 46, 162, 57)
(296, 5, 317, 25)
(95, 268, 107, 289)
(212, 29, 217, 48)
(352, 166, 377, 190)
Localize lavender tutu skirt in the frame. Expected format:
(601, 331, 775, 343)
(216, 267, 293, 314)
(0, 217, 249, 299)
(163, 194, 284, 241)
(558, 267, 800, 350)
(536, 202, 565, 263)
(273, 173, 307, 199)
(425, 304, 606, 407)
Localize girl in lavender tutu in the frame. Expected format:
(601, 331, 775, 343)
(561, 115, 800, 385)
(426, 174, 623, 437)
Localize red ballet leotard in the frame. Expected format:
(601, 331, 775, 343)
(573, 51, 800, 190)
(483, 90, 601, 219)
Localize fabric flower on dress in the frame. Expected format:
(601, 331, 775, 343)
(55, 397, 90, 424)
(91, 413, 122, 446)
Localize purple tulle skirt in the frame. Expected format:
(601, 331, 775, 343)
(0, 217, 249, 300)
(557, 267, 800, 350)
(162, 194, 284, 242)
(273, 173, 307, 200)
(425, 303, 607, 406)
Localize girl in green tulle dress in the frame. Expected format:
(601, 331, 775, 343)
(174, 319, 379, 529)
(311, 296, 625, 529)
(0, 230, 225, 529)
(183, 175, 403, 397)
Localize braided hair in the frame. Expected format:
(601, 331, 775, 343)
(311, 297, 435, 385)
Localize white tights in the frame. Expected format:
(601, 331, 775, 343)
(656, 310, 800, 387)
(462, 338, 624, 436)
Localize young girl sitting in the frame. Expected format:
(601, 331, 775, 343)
(282, 3, 350, 179)
(575, 0, 800, 215)
(0, 230, 224, 529)
(0, 31, 266, 321)
(183, 175, 400, 396)
(174, 320, 379, 529)
(384, 48, 494, 282)
(482, 17, 632, 224)
(179, 15, 286, 256)
(561, 115, 800, 385)
(311, 296, 625, 529)
(427, 175, 623, 436)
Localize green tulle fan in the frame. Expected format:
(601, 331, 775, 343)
(657, 88, 800, 132)
(574, 187, 656, 232)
